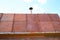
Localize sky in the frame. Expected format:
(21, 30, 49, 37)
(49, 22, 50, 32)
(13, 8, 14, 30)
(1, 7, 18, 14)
(0, 0, 60, 16)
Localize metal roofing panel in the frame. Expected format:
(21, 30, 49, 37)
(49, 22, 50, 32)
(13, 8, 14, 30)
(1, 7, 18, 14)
(49, 14, 59, 21)
(53, 38, 60, 40)
(0, 14, 2, 18)
(38, 14, 51, 21)
(0, 22, 13, 32)
(13, 21, 26, 32)
(27, 14, 39, 32)
(0, 37, 60, 40)
(0, 14, 3, 20)
(31, 37, 54, 40)
(59, 18, 60, 23)
(0, 14, 60, 33)
(39, 22, 55, 32)
(52, 22, 60, 32)
(14, 14, 26, 21)
(1, 14, 14, 21)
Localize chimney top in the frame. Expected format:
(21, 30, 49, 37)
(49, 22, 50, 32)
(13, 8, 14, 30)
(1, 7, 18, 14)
(29, 7, 33, 10)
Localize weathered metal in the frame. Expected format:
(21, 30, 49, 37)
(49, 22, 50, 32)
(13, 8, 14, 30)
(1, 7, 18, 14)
(0, 14, 60, 39)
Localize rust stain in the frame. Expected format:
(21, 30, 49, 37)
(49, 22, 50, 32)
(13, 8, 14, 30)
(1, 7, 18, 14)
(38, 14, 51, 21)
(0, 21, 13, 32)
(0, 14, 60, 32)
(27, 14, 39, 32)
(48, 14, 59, 21)
(13, 21, 26, 32)
(39, 22, 55, 32)
(52, 22, 60, 32)
(14, 14, 26, 21)
(1, 14, 14, 21)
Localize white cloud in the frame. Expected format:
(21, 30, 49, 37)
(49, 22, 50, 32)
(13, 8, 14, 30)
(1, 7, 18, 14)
(32, 4, 40, 13)
(38, 0, 47, 4)
(40, 8, 45, 13)
(32, 4, 46, 13)
(32, 4, 39, 11)
(24, 0, 32, 3)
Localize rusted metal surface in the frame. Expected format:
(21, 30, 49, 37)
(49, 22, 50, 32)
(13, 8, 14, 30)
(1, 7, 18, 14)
(0, 33, 60, 38)
(0, 14, 1, 21)
(27, 14, 39, 32)
(0, 37, 60, 40)
(0, 14, 3, 21)
(38, 14, 51, 21)
(39, 22, 55, 32)
(0, 14, 60, 32)
(0, 14, 60, 39)
(13, 21, 26, 32)
(52, 22, 60, 32)
(1, 14, 14, 21)
(13, 14, 26, 32)
(59, 17, 60, 22)
(48, 14, 59, 21)
(0, 22, 13, 32)
(14, 14, 26, 21)
(0, 36, 56, 40)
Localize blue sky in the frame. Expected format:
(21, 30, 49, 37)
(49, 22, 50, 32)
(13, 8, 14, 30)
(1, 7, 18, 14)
(0, 0, 60, 16)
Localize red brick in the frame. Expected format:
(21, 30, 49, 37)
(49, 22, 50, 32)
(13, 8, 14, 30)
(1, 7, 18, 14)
(38, 14, 51, 21)
(27, 14, 39, 32)
(39, 22, 55, 32)
(0, 22, 13, 32)
(14, 14, 26, 21)
(1, 14, 14, 21)
(13, 21, 26, 32)
(52, 22, 60, 32)
(49, 14, 59, 21)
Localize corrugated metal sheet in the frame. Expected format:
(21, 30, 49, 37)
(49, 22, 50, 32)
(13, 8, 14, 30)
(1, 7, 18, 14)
(39, 22, 55, 32)
(0, 37, 60, 40)
(48, 14, 59, 21)
(13, 21, 26, 32)
(0, 22, 13, 32)
(0, 14, 60, 40)
(26, 37, 60, 40)
(52, 22, 60, 32)
(0, 14, 2, 18)
(1, 14, 14, 21)
(14, 14, 26, 21)
(13, 14, 26, 32)
(27, 14, 39, 32)
(0, 14, 3, 21)
(38, 14, 51, 21)
(0, 14, 60, 32)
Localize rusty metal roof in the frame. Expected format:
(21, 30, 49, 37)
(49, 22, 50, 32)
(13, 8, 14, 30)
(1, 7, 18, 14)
(0, 37, 60, 40)
(0, 14, 60, 33)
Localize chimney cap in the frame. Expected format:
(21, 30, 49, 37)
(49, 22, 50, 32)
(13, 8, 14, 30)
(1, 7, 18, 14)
(29, 7, 33, 10)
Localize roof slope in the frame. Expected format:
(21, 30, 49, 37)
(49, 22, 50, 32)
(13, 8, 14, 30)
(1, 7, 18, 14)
(0, 14, 60, 33)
